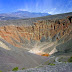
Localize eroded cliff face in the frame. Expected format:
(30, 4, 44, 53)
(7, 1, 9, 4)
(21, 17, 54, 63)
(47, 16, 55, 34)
(0, 15, 72, 72)
(0, 16, 72, 47)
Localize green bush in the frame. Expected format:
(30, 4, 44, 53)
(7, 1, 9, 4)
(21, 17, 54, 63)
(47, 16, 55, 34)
(68, 56, 72, 62)
(12, 67, 18, 71)
(0, 70, 2, 72)
(64, 61, 67, 63)
(22, 68, 25, 70)
(48, 63, 55, 66)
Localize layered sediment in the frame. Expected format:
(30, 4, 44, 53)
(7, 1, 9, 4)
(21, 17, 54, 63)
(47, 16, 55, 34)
(0, 13, 72, 72)
(0, 16, 72, 47)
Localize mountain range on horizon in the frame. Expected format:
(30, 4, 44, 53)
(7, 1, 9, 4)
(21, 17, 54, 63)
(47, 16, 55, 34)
(0, 11, 50, 20)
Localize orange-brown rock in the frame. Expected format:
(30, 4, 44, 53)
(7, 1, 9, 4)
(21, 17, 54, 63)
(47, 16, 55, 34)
(41, 53, 49, 57)
(0, 16, 72, 47)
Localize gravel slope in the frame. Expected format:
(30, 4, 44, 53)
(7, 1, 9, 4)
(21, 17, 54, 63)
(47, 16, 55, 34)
(10, 63, 72, 72)
(0, 38, 48, 72)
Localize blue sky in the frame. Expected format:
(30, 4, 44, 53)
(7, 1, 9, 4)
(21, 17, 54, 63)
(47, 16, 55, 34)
(0, 0, 72, 14)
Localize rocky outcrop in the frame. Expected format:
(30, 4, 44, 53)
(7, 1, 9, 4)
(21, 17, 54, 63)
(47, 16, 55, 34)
(0, 14, 72, 72)
(0, 16, 72, 47)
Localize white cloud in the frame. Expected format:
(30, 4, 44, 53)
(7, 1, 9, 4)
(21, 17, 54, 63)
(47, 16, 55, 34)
(40, 9, 49, 13)
(17, 9, 28, 11)
(48, 8, 57, 14)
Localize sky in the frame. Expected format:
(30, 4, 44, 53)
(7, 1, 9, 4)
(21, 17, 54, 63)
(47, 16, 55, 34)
(0, 0, 72, 14)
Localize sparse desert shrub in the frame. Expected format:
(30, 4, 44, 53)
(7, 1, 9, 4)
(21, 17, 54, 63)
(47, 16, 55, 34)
(12, 67, 18, 71)
(0, 70, 2, 72)
(58, 57, 63, 62)
(48, 63, 55, 66)
(68, 56, 72, 62)
(64, 61, 67, 63)
(37, 66, 43, 68)
(59, 60, 61, 62)
(54, 60, 55, 62)
(22, 68, 25, 70)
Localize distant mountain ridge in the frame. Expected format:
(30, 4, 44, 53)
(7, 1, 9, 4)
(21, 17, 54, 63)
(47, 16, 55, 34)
(0, 11, 50, 20)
